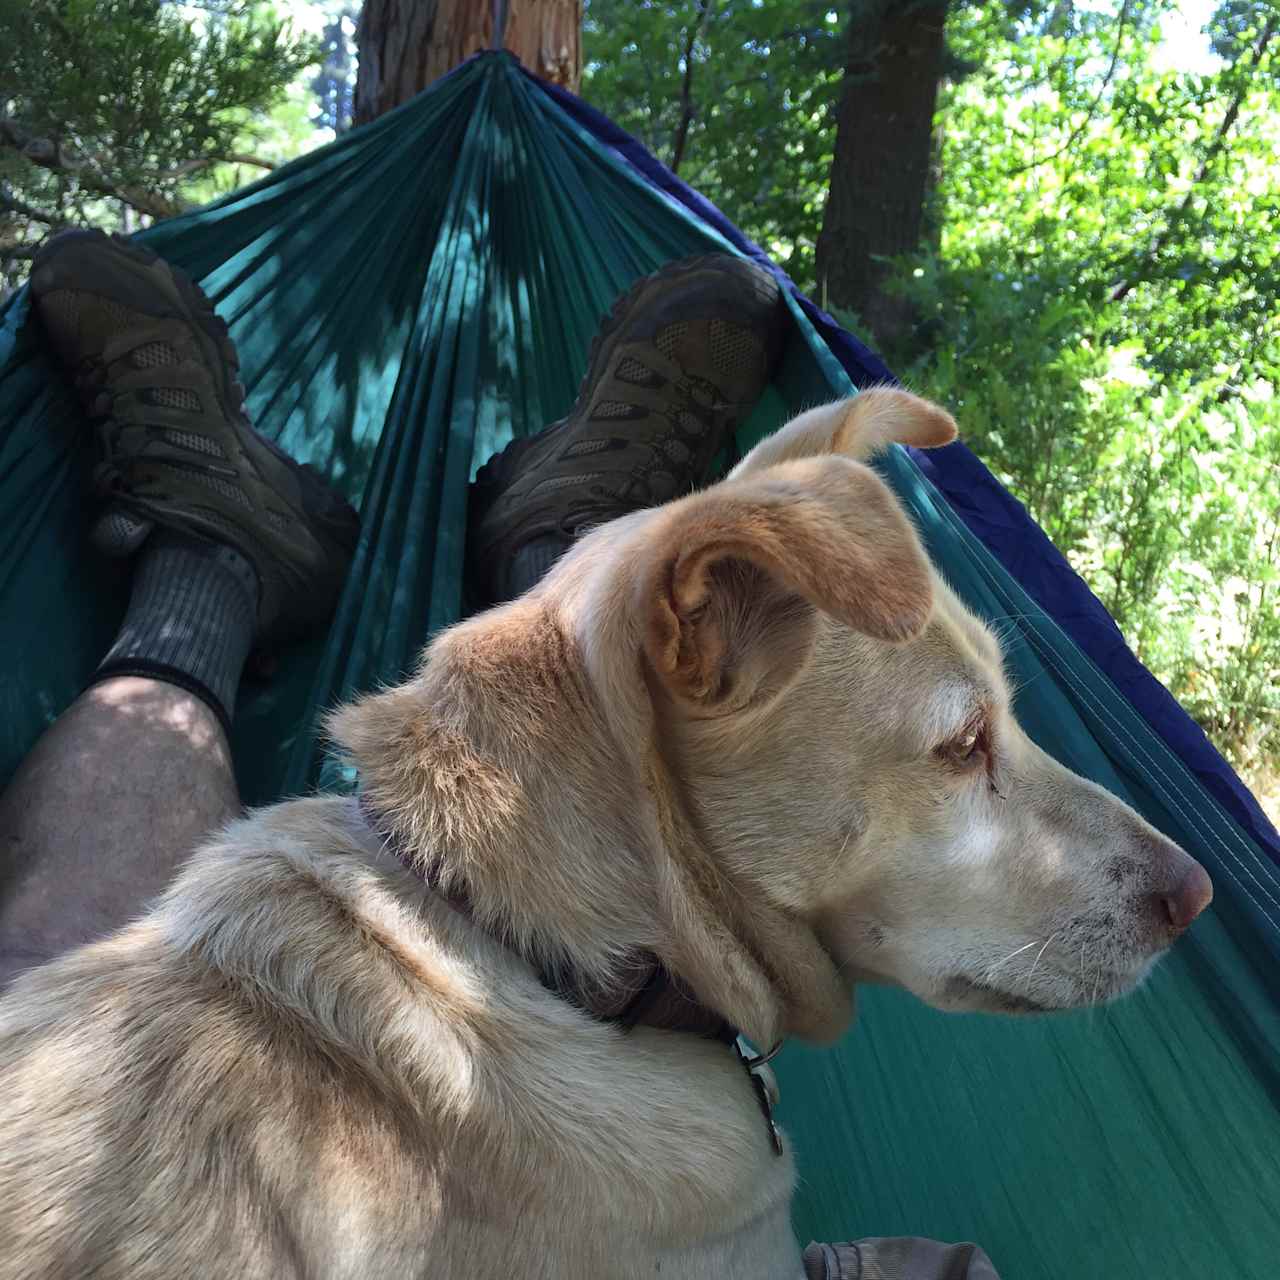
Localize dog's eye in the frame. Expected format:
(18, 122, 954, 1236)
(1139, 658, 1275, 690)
(937, 719, 988, 770)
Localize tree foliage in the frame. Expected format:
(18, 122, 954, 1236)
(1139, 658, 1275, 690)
(0, 0, 319, 289)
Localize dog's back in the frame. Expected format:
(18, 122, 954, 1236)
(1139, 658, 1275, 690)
(0, 922, 301, 1276)
(0, 797, 798, 1280)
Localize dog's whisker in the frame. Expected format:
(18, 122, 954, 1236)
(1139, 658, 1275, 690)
(1088, 957, 1104, 1018)
(982, 938, 1040, 985)
(1003, 665, 1055, 702)
(1024, 931, 1059, 993)
(836, 820, 857, 860)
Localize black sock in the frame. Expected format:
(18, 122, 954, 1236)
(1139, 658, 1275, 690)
(93, 530, 259, 732)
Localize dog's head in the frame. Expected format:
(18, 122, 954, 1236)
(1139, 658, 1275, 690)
(335, 390, 1211, 1049)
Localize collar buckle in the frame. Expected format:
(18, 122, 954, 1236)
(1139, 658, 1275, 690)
(735, 1035, 784, 1157)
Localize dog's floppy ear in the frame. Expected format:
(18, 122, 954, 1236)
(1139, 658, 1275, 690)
(641, 453, 933, 710)
(730, 387, 956, 478)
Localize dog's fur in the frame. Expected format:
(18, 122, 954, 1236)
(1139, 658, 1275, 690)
(0, 391, 1209, 1278)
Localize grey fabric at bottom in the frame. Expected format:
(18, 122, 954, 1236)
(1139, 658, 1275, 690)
(802, 1238, 1001, 1280)
(94, 529, 259, 730)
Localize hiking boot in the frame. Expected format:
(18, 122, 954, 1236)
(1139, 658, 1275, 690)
(30, 229, 359, 645)
(469, 253, 787, 604)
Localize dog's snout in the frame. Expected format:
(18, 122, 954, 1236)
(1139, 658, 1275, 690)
(1137, 853, 1213, 943)
(1125, 829, 1213, 944)
(1158, 861, 1213, 933)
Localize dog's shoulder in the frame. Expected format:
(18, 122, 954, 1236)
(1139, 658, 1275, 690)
(0, 910, 329, 1276)
(0, 797, 463, 1276)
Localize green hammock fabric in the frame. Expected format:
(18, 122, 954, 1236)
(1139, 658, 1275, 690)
(2, 51, 1278, 1278)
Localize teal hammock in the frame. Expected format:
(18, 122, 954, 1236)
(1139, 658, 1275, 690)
(2, 51, 1278, 1279)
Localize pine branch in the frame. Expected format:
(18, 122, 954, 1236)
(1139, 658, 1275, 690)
(0, 118, 186, 220)
(164, 153, 278, 178)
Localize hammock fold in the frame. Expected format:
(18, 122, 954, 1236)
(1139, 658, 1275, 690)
(1, 50, 1277, 1279)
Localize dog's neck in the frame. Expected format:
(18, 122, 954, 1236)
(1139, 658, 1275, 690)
(356, 790, 737, 1044)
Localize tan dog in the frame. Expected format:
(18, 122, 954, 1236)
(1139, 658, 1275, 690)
(0, 391, 1211, 1279)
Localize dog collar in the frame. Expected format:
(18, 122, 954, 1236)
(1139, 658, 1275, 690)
(356, 792, 783, 1155)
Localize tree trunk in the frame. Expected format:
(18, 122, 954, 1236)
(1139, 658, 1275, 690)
(354, 0, 582, 126)
(815, 1, 949, 349)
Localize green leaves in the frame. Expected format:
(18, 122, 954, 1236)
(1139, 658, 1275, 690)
(889, 0, 1280, 788)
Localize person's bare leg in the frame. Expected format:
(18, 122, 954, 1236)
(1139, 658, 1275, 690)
(0, 677, 238, 987)
(0, 517, 261, 988)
